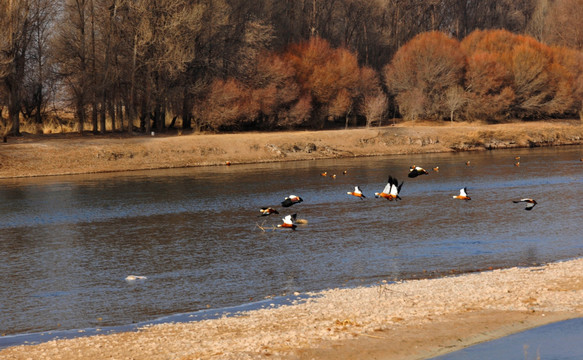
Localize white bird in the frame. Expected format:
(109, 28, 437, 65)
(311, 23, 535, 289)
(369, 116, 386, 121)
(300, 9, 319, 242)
(125, 275, 147, 281)
(347, 186, 366, 199)
(453, 187, 471, 200)
(277, 214, 297, 230)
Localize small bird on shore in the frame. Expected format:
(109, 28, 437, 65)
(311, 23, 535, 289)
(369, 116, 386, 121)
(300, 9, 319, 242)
(514, 161, 520, 167)
(259, 207, 279, 216)
(432, 166, 439, 172)
(321, 171, 328, 177)
(408, 165, 429, 178)
(281, 195, 303, 207)
(515, 156, 521, 160)
(330, 174, 337, 179)
(513, 198, 537, 210)
(225, 161, 231, 166)
(343, 170, 348, 175)
(347, 186, 366, 199)
(277, 214, 297, 230)
(453, 187, 471, 200)
(375, 176, 403, 201)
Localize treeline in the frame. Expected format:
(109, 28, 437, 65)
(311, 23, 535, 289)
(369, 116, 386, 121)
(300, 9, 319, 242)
(1, 0, 582, 135)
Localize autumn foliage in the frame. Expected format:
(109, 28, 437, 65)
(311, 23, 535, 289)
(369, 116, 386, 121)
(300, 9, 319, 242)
(197, 37, 385, 131)
(385, 29, 583, 122)
(196, 30, 583, 131)
(383, 31, 466, 121)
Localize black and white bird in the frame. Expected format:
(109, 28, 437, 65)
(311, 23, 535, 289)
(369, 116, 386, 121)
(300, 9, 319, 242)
(513, 198, 537, 210)
(281, 195, 303, 207)
(453, 187, 471, 201)
(408, 165, 429, 178)
(374, 176, 403, 201)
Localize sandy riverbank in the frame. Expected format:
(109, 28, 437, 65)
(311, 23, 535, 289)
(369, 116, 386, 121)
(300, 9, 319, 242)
(1, 258, 583, 359)
(1, 120, 582, 178)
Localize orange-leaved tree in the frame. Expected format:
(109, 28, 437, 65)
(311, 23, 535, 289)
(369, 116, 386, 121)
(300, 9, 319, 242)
(383, 31, 466, 121)
(462, 29, 581, 119)
(282, 37, 361, 128)
(196, 78, 259, 131)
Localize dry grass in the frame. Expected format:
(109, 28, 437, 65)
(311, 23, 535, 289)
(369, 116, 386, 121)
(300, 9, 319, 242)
(1, 119, 582, 179)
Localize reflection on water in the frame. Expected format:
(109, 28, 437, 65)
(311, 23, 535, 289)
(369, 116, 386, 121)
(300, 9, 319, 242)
(1, 145, 582, 337)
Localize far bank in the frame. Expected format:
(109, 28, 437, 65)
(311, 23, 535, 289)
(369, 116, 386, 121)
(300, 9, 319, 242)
(1, 120, 582, 179)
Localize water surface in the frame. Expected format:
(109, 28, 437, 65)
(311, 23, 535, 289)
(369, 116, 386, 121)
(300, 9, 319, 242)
(1, 145, 582, 341)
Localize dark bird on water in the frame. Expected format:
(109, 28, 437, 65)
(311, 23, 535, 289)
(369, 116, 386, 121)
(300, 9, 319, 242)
(281, 195, 303, 207)
(408, 165, 429, 178)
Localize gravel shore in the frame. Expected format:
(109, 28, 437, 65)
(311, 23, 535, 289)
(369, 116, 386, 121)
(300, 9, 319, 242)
(1, 258, 582, 359)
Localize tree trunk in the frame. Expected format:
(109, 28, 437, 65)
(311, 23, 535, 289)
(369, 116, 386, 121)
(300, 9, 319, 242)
(127, 33, 138, 134)
(100, 96, 107, 133)
(181, 87, 192, 130)
(8, 91, 20, 136)
(90, 0, 99, 134)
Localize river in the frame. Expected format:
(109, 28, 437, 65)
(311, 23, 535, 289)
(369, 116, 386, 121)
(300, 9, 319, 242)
(1, 145, 582, 342)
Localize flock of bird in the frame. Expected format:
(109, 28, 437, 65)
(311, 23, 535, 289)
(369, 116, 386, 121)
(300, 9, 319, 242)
(258, 157, 540, 231)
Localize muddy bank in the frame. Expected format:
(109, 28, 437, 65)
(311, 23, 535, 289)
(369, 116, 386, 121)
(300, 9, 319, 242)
(1, 120, 582, 178)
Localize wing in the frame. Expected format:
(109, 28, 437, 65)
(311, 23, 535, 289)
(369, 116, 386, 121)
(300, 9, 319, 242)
(381, 181, 392, 195)
(525, 202, 536, 210)
(460, 187, 468, 197)
(355, 186, 362, 193)
(281, 198, 293, 207)
(283, 214, 297, 224)
(387, 176, 401, 196)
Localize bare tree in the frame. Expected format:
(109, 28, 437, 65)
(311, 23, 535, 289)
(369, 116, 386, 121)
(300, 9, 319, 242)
(0, 0, 35, 135)
(445, 85, 467, 122)
(364, 93, 388, 127)
(54, 0, 92, 133)
(20, 0, 58, 127)
(545, 0, 583, 50)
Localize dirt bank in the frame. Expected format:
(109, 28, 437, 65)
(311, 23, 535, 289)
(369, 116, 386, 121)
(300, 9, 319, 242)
(1, 258, 583, 359)
(1, 120, 582, 178)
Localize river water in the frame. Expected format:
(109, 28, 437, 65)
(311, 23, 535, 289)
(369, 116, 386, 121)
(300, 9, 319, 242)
(1, 145, 582, 341)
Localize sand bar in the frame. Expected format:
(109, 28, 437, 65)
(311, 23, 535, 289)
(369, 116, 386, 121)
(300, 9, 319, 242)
(1, 258, 582, 359)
